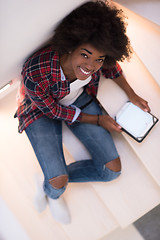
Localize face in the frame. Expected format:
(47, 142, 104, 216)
(69, 44, 106, 80)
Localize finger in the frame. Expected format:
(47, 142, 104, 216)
(144, 103, 151, 112)
(141, 102, 151, 112)
(113, 122, 122, 132)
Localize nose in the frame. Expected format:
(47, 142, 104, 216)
(85, 59, 95, 70)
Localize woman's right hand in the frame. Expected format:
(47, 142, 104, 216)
(98, 115, 122, 133)
(80, 112, 122, 132)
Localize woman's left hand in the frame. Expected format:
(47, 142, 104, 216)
(129, 92, 151, 112)
(112, 74, 151, 112)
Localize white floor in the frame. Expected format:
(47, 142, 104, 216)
(101, 225, 144, 240)
(0, 194, 144, 240)
(0, 195, 144, 240)
(0, 197, 29, 240)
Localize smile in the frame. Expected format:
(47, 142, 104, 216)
(79, 67, 91, 75)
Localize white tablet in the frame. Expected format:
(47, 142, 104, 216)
(115, 102, 158, 142)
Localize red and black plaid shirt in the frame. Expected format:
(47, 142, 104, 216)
(15, 46, 122, 133)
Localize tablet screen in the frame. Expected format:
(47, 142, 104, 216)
(116, 102, 154, 138)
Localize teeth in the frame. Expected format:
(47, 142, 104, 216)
(80, 67, 90, 75)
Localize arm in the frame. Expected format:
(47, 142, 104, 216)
(112, 74, 151, 112)
(24, 75, 81, 123)
(78, 64, 124, 132)
(80, 113, 122, 132)
(79, 64, 150, 132)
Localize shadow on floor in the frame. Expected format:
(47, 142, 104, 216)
(134, 204, 160, 240)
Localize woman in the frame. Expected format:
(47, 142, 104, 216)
(15, 1, 150, 224)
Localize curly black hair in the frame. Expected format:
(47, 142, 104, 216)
(50, 0, 132, 67)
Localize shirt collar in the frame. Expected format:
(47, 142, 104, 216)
(60, 67, 66, 81)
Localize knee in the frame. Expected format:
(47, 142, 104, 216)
(105, 157, 121, 172)
(49, 174, 68, 189)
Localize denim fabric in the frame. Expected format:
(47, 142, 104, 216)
(25, 91, 120, 199)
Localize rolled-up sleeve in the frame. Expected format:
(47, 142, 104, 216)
(70, 105, 81, 123)
(24, 75, 82, 123)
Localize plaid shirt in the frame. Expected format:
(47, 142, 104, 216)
(15, 46, 122, 133)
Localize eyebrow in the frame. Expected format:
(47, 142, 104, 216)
(81, 48, 105, 58)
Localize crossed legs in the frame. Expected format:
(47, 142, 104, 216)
(49, 156, 121, 190)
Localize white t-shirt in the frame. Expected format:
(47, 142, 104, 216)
(59, 67, 91, 122)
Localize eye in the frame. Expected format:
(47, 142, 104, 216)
(96, 58, 104, 63)
(81, 53, 88, 58)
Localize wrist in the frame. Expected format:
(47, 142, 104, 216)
(81, 112, 99, 125)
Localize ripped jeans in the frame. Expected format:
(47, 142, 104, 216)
(25, 91, 121, 199)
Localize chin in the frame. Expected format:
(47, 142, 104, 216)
(77, 72, 91, 80)
(78, 76, 89, 80)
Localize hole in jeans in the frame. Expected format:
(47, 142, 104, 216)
(105, 157, 121, 172)
(49, 175, 68, 189)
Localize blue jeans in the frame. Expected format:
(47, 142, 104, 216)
(25, 91, 120, 199)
